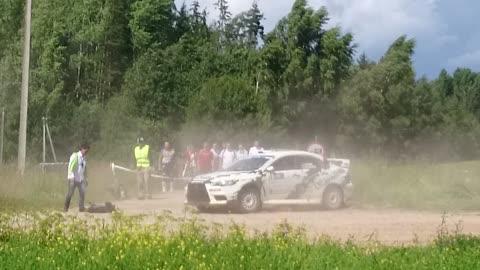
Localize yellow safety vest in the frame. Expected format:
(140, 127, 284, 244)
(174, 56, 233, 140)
(135, 145, 150, 168)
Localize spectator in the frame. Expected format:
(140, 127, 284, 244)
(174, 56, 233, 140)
(133, 137, 153, 200)
(220, 143, 236, 170)
(236, 144, 248, 160)
(211, 143, 221, 171)
(197, 142, 214, 174)
(182, 145, 196, 177)
(307, 136, 324, 156)
(64, 144, 90, 212)
(249, 140, 264, 156)
(159, 141, 175, 193)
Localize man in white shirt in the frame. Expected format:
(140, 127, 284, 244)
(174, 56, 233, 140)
(249, 140, 264, 156)
(159, 141, 175, 193)
(220, 143, 237, 169)
(64, 144, 90, 212)
(236, 144, 248, 160)
(307, 136, 324, 156)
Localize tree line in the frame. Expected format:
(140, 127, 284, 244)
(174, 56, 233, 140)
(1, 0, 479, 163)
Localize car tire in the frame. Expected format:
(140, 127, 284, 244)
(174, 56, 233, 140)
(322, 185, 344, 210)
(236, 188, 261, 214)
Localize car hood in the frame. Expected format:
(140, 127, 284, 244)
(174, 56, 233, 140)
(192, 171, 259, 183)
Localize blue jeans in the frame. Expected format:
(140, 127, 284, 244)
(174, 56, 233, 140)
(64, 180, 86, 212)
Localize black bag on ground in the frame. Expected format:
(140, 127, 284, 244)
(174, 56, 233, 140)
(87, 202, 116, 213)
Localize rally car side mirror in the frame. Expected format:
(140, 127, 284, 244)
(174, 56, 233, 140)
(265, 166, 275, 173)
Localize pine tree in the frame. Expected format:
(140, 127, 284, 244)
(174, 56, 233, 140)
(190, 1, 202, 24)
(245, 0, 264, 47)
(215, 0, 231, 45)
(357, 53, 374, 70)
(189, 1, 208, 38)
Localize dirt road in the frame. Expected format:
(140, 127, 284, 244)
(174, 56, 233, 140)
(111, 191, 480, 245)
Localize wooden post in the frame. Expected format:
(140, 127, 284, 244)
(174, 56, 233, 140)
(0, 107, 5, 165)
(42, 117, 46, 164)
(45, 118, 57, 163)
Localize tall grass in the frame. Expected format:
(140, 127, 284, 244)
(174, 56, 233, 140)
(2, 160, 480, 211)
(352, 160, 480, 210)
(0, 164, 63, 211)
(0, 163, 116, 211)
(0, 212, 480, 269)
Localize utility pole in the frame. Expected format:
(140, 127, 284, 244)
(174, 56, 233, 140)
(18, 0, 32, 174)
(0, 107, 5, 165)
(42, 117, 46, 164)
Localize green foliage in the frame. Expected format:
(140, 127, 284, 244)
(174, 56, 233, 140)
(228, 1, 264, 47)
(130, 0, 187, 54)
(260, 1, 355, 141)
(184, 75, 270, 141)
(1, 212, 480, 269)
(97, 95, 141, 159)
(338, 36, 417, 155)
(215, 0, 231, 45)
(338, 36, 480, 159)
(124, 45, 191, 125)
(1, 0, 480, 162)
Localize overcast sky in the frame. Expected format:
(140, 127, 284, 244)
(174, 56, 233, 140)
(175, 0, 479, 79)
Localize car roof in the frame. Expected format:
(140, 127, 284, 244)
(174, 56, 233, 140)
(254, 150, 322, 159)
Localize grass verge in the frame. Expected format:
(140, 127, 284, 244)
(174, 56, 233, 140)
(0, 163, 116, 212)
(352, 160, 480, 210)
(0, 212, 479, 269)
(1, 159, 480, 211)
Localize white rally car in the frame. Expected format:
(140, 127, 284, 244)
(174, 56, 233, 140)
(185, 150, 353, 213)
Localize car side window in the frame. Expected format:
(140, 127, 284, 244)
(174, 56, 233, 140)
(295, 156, 321, 170)
(271, 156, 296, 171)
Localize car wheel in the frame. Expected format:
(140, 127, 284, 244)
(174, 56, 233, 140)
(236, 189, 261, 213)
(322, 186, 344, 210)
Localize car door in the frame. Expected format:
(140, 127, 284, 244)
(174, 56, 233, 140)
(291, 155, 323, 199)
(266, 156, 302, 200)
(296, 155, 322, 175)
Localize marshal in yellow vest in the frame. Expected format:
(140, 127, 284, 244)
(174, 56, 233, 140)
(135, 145, 150, 168)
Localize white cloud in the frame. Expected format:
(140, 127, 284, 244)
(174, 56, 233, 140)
(176, 0, 292, 29)
(448, 50, 480, 70)
(175, 0, 478, 76)
(310, 0, 444, 53)
(178, 0, 444, 51)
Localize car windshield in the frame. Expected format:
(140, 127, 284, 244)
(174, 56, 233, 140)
(224, 157, 271, 171)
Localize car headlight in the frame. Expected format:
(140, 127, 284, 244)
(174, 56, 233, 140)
(211, 179, 239, 186)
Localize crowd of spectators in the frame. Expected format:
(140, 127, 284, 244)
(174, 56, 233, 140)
(152, 137, 325, 178)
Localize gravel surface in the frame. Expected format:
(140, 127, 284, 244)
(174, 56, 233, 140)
(83, 191, 480, 245)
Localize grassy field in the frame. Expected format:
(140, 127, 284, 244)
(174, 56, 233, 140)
(2, 161, 480, 269)
(0, 163, 116, 212)
(1, 160, 480, 211)
(0, 212, 479, 270)
(352, 160, 480, 210)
